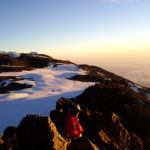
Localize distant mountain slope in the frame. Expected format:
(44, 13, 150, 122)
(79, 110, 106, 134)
(0, 52, 74, 72)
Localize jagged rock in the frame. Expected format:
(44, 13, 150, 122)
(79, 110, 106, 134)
(118, 103, 150, 139)
(17, 114, 67, 150)
(144, 139, 150, 150)
(0, 82, 33, 94)
(68, 74, 104, 82)
(67, 137, 99, 150)
(97, 112, 130, 150)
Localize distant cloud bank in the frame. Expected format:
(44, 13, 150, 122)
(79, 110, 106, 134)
(105, 66, 150, 88)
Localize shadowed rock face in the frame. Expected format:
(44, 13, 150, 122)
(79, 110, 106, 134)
(72, 83, 150, 140)
(0, 82, 33, 94)
(50, 98, 144, 150)
(16, 114, 100, 150)
(17, 114, 67, 150)
(144, 139, 150, 150)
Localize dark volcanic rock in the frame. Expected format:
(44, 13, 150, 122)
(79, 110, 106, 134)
(78, 64, 128, 83)
(73, 83, 150, 140)
(68, 75, 104, 82)
(50, 109, 66, 130)
(129, 133, 144, 150)
(100, 112, 131, 150)
(74, 83, 147, 112)
(0, 65, 33, 72)
(17, 114, 67, 150)
(0, 82, 33, 94)
(56, 97, 75, 115)
(67, 138, 99, 150)
(51, 98, 145, 150)
(144, 139, 150, 150)
(118, 103, 150, 139)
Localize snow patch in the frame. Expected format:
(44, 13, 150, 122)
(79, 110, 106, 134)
(0, 80, 12, 87)
(104, 78, 112, 81)
(0, 65, 23, 67)
(129, 83, 140, 93)
(134, 99, 145, 105)
(38, 55, 49, 58)
(30, 52, 38, 55)
(7, 93, 30, 100)
(146, 93, 150, 98)
(48, 62, 55, 67)
(146, 93, 150, 101)
(135, 84, 142, 89)
(7, 52, 21, 58)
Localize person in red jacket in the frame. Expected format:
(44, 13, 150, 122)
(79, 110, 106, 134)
(65, 103, 83, 138)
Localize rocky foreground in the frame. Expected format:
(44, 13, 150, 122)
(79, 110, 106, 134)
(0, 52, 150, 150)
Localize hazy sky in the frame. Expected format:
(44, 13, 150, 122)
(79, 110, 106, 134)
(0, 0, 150, 86)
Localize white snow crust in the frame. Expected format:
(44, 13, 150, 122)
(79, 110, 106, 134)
(7, 52, 21, 58)
(0, 80, 12, 87)
(129, 83, 140, 93)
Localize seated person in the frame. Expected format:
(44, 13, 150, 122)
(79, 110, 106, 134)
(65, 103, 83, 138)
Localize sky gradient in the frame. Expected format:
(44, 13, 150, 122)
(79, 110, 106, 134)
(0, 0, 150, 86)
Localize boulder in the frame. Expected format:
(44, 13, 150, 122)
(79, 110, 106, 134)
(17, 114, 67, 150)
(94, 112, 130, 150)
(67, 137, 99, 150)
(50, 109, 66, 130)
(56, 97, 74, 115)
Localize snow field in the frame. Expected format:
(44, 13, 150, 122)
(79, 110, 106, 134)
(0, 64, 94, 133)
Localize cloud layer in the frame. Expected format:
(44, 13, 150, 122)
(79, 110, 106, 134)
(106, 67, 150, 88)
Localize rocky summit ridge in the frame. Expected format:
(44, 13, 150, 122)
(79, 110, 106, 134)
(0, 51, 150, 150)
